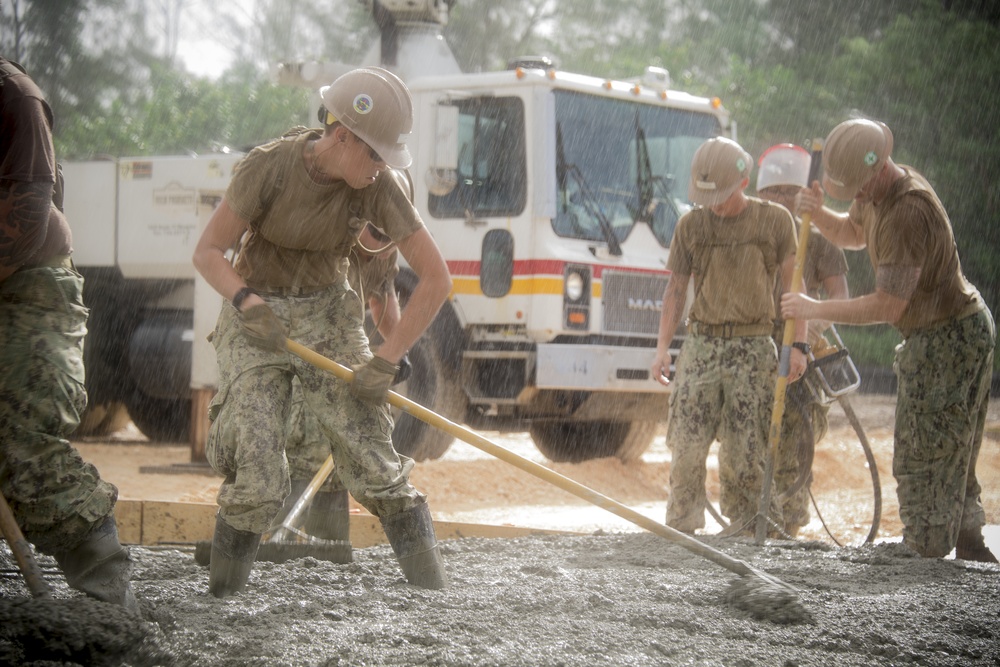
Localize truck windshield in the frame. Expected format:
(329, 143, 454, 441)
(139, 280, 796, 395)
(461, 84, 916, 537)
(552, 90, 721, 247)
(429, 97, 526, 218)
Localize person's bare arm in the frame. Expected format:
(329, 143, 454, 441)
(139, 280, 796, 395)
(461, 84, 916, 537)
(191, 198, 263, 309)
(371, 288, 402, 340)
(782, 264, 917, 326)
(0, 180, 51, 282)
(808, 272, 850, 340)
(650, 272, 689, 386)
(375, 227, 452, 363)
(796, 181, 866, 250)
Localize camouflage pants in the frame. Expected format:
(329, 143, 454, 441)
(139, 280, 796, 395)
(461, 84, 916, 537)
(0, 265, 117, 553)
(206, 280, 423, 534)
(773, 381, 830, 533)
(893, 307, 995, 557)
(666, 334, 778, 532)
(284, 377, 345, 493)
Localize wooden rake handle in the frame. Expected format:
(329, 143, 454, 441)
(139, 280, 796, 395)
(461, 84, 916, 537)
(0, 489, 52, 598)
(285, 339, 793, 590)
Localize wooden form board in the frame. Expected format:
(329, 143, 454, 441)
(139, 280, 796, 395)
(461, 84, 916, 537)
(115, 500, 578, 547)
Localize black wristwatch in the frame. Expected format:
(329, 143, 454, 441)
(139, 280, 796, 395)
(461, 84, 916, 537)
(232, 286, 258, 312)
(791, 341, 811, 357)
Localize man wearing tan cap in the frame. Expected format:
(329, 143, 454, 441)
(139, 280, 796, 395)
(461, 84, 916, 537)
(651, 137, 808, 537)
(782, 118, 996, 562)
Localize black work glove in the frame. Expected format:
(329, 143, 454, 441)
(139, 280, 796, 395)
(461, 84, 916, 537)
(239, 304, 286, 353)
(351, 356, 399, 404)
(393, 353, 412, 386)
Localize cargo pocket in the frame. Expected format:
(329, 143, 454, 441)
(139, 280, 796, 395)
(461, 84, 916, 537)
(205, 380, 234, 475)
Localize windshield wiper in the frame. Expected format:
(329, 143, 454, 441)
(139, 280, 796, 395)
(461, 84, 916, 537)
(556, 122, 623, 256)
(633, 121, 681, 229)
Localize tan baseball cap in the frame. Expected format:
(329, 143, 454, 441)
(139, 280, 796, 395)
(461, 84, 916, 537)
(822, 119, 893, 200)
(320, 67, 414, 169)
(756, 143, 810, 192)
(688, 137, 752, 206)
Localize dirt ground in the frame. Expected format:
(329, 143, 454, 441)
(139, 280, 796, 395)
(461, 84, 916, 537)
(2, 393, 999, 666)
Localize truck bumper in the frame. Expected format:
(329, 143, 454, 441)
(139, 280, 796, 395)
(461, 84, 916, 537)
(535, 344, 667, 393)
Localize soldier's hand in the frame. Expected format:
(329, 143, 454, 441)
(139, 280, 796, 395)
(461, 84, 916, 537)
(789, 348, 808, 383)
(651, 351, 672, 387)
(239, 304, 286, 353)
(794, 180, 824, 217)
(351, 356, 400, 403)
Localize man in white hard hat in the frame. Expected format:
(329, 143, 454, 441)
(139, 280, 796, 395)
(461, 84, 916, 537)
(193, 67, 454, 595)
(650, 137, 808, 537)
(782, 118, 996, 562)
(757, 143, 849, 538)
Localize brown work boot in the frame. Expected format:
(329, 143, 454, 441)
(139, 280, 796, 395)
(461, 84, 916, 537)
(955, 529, 998, 563)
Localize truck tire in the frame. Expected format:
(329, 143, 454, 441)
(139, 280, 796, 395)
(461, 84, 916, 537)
(124, 392, 190, 443)
(529, 420, 658, 463)
(74, 401, 131, 438)
(391, 336, 466, 461)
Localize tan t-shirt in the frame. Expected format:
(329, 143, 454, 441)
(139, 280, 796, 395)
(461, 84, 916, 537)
(349, 246, 399, 301)
(668, 198, 797, 326)
(226, 129, 423, 291)
(848, 167, 982, 335)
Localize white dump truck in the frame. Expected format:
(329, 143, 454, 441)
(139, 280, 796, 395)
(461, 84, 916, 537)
(63, 0, 731, 462)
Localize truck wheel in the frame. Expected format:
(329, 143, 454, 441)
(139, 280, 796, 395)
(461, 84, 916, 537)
(391, 336, 466, 461)
(529, 420, 658, 463)
(75, 401, 131, 438)
(124, 392, 190, 443)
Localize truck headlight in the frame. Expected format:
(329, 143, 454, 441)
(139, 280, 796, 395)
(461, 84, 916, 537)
(563, 265, 590, 331)
(565, 270, 585, 302)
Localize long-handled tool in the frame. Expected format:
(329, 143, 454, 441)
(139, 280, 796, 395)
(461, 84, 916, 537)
(755, 139, 823, 545)
(193, 455, 350, 566)
(287, 338, 812, 624)
(0, 489, 51, 599)
(267, 455, 336, 544)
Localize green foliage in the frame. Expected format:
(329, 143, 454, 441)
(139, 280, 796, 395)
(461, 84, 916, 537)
(837, 324, 900, 369)
(55, 63, 309, 158)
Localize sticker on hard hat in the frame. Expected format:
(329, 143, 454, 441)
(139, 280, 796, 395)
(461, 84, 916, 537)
(353, 94, 373, 114)
(864, 151, 878, 166)
(736, 158, 746, 171)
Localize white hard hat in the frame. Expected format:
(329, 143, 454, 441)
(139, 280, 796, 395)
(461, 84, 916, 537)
(756, 143, 811, 192)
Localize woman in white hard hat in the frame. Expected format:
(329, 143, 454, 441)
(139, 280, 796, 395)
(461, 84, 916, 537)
(193, 67, 452, 595)
(757, 143, 849, 538)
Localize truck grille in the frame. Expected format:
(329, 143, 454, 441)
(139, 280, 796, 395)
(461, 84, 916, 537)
(602, 270, 669, 336)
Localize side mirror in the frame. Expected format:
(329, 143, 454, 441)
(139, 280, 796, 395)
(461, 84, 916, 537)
(425, 104, 459, 196)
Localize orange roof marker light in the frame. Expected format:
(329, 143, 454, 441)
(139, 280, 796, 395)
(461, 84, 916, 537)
(711, 97, 723, 109)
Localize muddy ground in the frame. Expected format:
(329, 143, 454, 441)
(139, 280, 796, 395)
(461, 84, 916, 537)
(1, 393, 999, 666)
